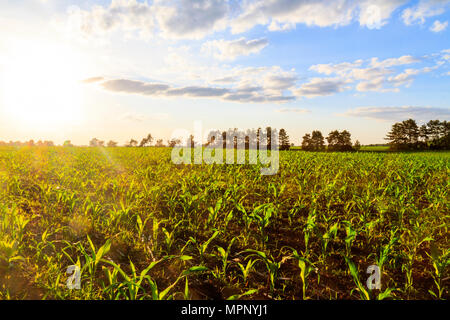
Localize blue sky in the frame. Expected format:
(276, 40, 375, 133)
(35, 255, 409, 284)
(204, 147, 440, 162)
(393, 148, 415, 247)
(0, 0, 449, 145)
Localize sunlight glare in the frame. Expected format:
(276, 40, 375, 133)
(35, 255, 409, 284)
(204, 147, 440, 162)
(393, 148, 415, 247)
(1, 40, 85, 129)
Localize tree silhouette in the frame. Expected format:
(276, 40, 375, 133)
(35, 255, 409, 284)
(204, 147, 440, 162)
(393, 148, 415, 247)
(139, 134, 153, 147)
(107, 140, 118, 147)
(310, 130, 325, 151)
(155, 139, 165, 147)
(385, 119, 419, 150)
(301, 133, 312, 151)
(63, 140, 73, 147)
(167, 138, 181, 147)
(327, 130, 353, 151)
(89, 138, 104, 147)
(279, 128, 290, 150)
(125, 139, 138, 147)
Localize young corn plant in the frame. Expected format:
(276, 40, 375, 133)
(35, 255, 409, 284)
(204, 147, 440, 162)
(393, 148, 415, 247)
(427, 243, 449, 299)
(344, 221, 357, 257)
(183, 230, 220, 261)
(303, 210, 317, 256)
(237, 259, 257, 285)
(243, 249, 286, 294)
(249, 204, 274, 247)
(288, 248, 315, 300)
(322, 222, 339, 256)
(345, 257, 394, 300)
(213, 237, 237, 279)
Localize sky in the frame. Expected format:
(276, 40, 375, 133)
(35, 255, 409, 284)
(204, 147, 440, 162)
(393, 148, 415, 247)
(0, 0, 449, 146)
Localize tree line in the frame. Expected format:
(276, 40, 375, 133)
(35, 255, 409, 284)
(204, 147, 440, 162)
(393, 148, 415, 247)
(2, 119, 448, 151)
(94, 127, 293, 150)
(300, 130, 361, 152)
(385, 119, 449, 150)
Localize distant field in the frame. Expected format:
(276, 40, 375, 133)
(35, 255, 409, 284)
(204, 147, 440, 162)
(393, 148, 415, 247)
(290, 146, 391, 152)
(360, 146, 390, 152)
(0, 147, 448, 299)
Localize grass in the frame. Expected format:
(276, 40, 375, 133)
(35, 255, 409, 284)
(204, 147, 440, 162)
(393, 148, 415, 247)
(0, 146, 448, 300)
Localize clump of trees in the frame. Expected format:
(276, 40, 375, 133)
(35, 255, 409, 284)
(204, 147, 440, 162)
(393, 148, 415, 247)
(205, 127, 289, 150)
(301, 130, 359, 152)
(326, 130, 353, 152)
(385, 119, 449, 150)
(89, 138, 104, 147)
(139, 134, 153, 147)
(301, 131, 325, 151)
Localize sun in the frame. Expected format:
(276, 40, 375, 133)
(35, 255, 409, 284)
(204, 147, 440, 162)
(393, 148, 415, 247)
(1, 40, 85, 129)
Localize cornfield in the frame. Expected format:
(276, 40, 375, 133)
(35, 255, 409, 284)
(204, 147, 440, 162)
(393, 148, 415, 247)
(0, 146, 448, 300)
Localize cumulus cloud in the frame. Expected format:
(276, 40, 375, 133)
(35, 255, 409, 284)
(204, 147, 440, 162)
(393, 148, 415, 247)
(342, 106, 450, 121)
(308, 54, 434, 92)
(231, 0, 407, 34)
(92, 77, 295, 103)
(402, 0, 450, 25)
(64, 0, 412, 40)
(155, 0, 229, 39)
(102, 79, 169, 95)
(202, 37, 269, 61)
(211, 76, 238, 83)
(370, 55, 422, 68)
(85, 50, 446, 103)
(295, 77, 349, 97)
(430, 20, 448, 32)
(66, 0, 155, 39)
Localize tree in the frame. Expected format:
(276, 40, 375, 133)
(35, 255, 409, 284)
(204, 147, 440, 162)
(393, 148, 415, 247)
(266, 126, 272, 150)
(327, 130, 353, 151)
(353, 140, 361, 151)
(63, 140, 73, 147)
(426, 120, 449, 150)
(89, 138, 104, 147)
(326, 130, 340, 151)
(139, 133, 153, 147)
(279, 128, 290, 150)
(167, 138, 181, 147)
(385, 119, 419, 150)
(43, 140, 54, 147)
(125, 139, 138, 147)
(155, 139, 165, 147)
(310, 130, 325, 151)
(107, 140, 118, 147)
(301, 133, 312, 151)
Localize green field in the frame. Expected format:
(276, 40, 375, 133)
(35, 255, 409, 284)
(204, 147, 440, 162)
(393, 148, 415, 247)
(0, 146, 448, 299)
(360, 146, 390, 152)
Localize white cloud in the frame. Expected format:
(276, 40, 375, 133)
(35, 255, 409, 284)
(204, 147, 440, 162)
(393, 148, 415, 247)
(66, 0, 155, 39)
(202, 37, 269, 61)
(231, 0, 407, 34)
(85, 50, 446, 103)
(430, 20, 448, 32)
(342, 106, 450, 121)
(370, 55, 422, 68)
(154, 0, 229, 39)
(309, 53, 435, 93)
(294, 77, 350, 98)
(94, 77, 296, 103)
(402, 0, 450, 25)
